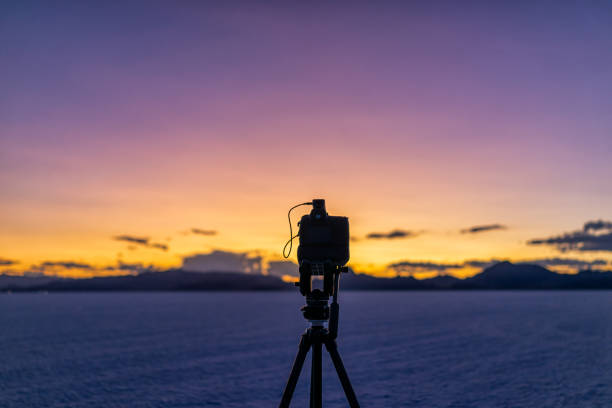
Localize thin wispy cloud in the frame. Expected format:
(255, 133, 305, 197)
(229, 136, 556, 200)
(114, 235, 148, 245)
(0, 258, 18, 266)
(461, 224, 507, 234)
(366, 229, 421, 240)
(191, 228, 217, 236)
(113, 235, 169, 251)
(41, 261, 94, 269)
(148, 243, 169, 251)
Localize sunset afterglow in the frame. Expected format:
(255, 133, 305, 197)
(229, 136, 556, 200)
(3, 2, 612, 278)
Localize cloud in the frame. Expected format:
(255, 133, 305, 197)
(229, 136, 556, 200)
(0, 258, 18, 266)
(103, 262, 155, 273)
(387, 257, 610, 276)
(388, 259, 505, 275)
(182, 250, 300, 277)
(388, 261, 463, 274)
(583, 220, 612, 233)
(366, 229, 420, 240)
(41, 261, 94, 269)
(148, 243, 169, 251)
(20, 260, 156, 276)
(191, 228, 217, 236)
(462, 259, 504, 268)
(114, 235, 149, 245)
(113, 235, 169, 251)
(461, 224, 507, 234)
(266, 260, 299, 278)
(522, 257, 609, 270)
(182, 250, 262, 274)
(528, 220, 612, 252)
(25, 260, 98, 276)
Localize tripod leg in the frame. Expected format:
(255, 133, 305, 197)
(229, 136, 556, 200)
(324, 339, 360, 408)
(310, 339, 322, 408)
(279, 333, 311, 408)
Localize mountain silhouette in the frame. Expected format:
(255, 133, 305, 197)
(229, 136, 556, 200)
(0, 274, 60, 289)
(456, 261, 558, 289)
(1, 270, 289, 292)
(3, 262, 612, 291)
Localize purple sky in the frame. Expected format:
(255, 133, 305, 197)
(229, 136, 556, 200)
(2, 1, 612, 277)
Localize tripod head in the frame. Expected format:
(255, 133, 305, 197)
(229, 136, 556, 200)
(301, 290, 330, 322)
(300, 266, 347, 336)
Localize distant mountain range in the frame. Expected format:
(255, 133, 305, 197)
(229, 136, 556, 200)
(0, 271, 288, 292)
(3, 262, 612, 292)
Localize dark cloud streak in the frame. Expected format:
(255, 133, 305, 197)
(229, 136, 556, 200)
(114, 235, 149, 245)
(149, 243, 169, 251)
(528, 220, 612, 252)
(113, 235, 169, 251)
(461, 224, 507, 234)
(524, 257, 608, 269)
(191, 228, 217, 236)
(366, 229, 420, 240)
(0, 258, 18, 266)
(41, 261, 94, 269)
(584, 220, 612, 232)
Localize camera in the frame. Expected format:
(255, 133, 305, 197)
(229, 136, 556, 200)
(279, 200, 360, 408)
(296, 199, 349, 297)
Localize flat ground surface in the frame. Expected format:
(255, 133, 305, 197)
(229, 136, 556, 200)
(1, 291, 612, 407)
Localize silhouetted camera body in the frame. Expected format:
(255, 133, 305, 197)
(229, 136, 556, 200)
(297, 199, 349, 297)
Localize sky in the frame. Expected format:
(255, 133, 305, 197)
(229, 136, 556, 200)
(2, 1, 612, 278)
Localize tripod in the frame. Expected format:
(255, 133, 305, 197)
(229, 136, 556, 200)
(279, 270, 360, 408)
